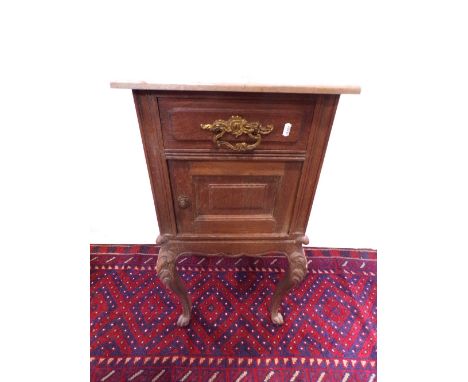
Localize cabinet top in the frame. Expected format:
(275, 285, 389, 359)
(110, 81, 361, 95)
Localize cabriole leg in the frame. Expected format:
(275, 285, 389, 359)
(156, 248, 191, 327)
(269, 249, 307, 324)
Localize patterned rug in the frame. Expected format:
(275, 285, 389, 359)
(90, 245, 377, 382)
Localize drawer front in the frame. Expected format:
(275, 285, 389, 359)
(169, 160, 302, 235)
(159, 96, 316, 152)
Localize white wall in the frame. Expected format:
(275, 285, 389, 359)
(89, 3, 381, 247)
(89, 2, 467, 251)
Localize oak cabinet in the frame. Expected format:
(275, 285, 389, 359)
(112, 82, 360, 327)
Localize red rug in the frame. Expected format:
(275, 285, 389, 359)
(90, 245, 377, 381)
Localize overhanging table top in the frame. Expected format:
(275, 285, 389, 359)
(110, 81, 361, 95)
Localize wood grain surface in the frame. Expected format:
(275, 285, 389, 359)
(128, 87, 349, 326)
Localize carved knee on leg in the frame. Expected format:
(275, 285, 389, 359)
(289, 251, 307, 286)
(156, 252, 176, 288)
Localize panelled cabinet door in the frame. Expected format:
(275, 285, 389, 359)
(168, 160, 302, 235)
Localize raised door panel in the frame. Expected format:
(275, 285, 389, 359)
(168, 160, 302, 235)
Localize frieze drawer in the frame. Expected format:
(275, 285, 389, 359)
(158, 95, 317, 152)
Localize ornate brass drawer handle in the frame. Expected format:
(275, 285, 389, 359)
(201, 115, 274, 151)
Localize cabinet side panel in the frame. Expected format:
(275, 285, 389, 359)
(289, 95, 340, 236)
(132, 91, 177, 236)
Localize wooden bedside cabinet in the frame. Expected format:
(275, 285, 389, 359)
(111, 82, 360, 327)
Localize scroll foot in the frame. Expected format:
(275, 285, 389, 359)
(271, 311, 284, 325)
(177, 313, 190, 327)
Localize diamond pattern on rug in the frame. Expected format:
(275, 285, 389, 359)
(91, 245, 377, 381)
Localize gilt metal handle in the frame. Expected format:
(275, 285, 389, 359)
(201, 115, 274, 152)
